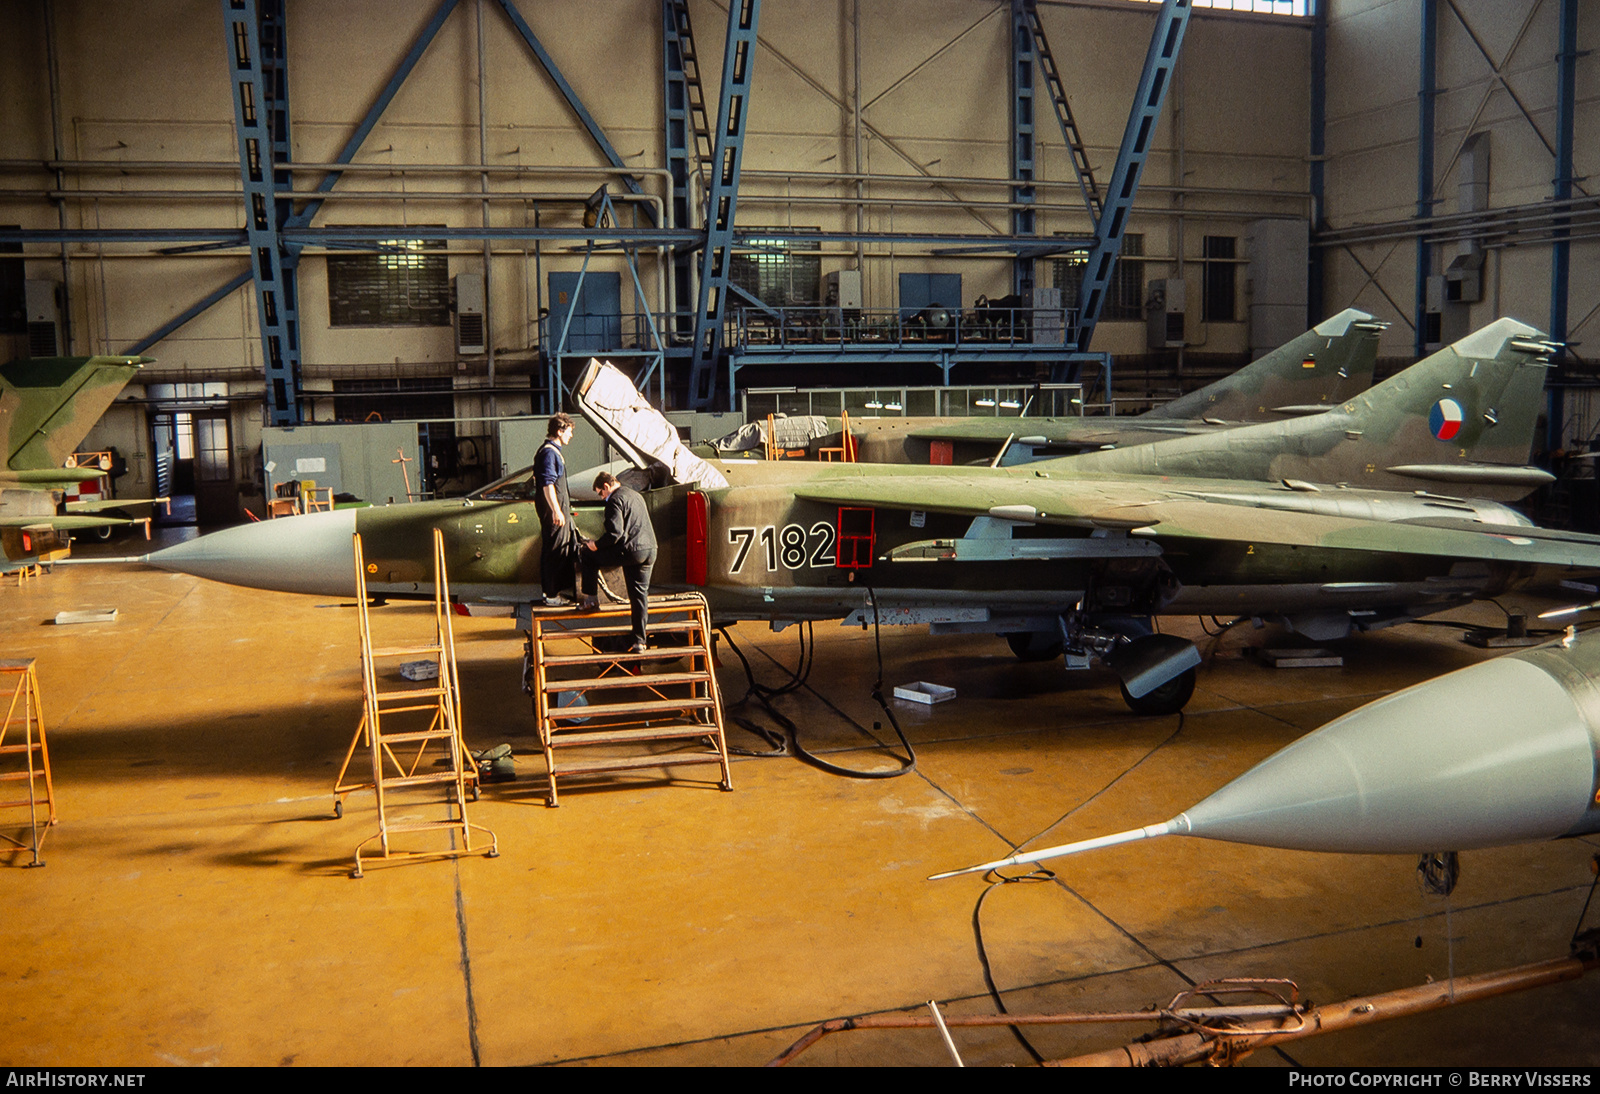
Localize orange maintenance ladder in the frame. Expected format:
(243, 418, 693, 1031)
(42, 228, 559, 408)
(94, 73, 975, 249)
(334, 528, 496, 877)
(0, 659, 56, 867)
(526, 594, 732, 807)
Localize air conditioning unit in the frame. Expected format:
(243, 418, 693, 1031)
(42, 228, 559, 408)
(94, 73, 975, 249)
(453, 273, 486, 356)
(25, 280, 61, 357)
(824, 270, 862, 310)
(1146, 278, 1186, 349)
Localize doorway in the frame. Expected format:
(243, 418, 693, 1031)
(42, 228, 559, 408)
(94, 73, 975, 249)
(148, 383, 233, 526)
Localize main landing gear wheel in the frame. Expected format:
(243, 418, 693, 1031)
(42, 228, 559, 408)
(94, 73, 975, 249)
(1005, 632, 1064, 662)
(1119, 667, 1195, 716)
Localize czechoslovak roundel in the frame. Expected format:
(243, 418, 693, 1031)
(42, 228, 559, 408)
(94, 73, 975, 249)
(1429, 397, 1464, 441)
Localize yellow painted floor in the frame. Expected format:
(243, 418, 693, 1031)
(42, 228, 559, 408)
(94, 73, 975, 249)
(3, 540, 1599, 1067)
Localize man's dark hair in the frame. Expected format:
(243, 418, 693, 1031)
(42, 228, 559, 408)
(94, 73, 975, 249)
(592, 471, 618, 492)
(547, 412, 574, 438)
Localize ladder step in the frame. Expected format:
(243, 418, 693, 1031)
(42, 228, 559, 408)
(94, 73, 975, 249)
(550, 725, 721, 747)
(540, 645, 707, 668)
(372, 686, 449, 699)
(377, 772, 464, 790)
(549, 753, 727, 777)
(543, 671, 712, 692)
(548, 697, 715, 721)
(536, 619, 704, 636)
(370, 645, 444, 658)
(374, 728, 457, 745)
(380, 819, 467, 835)
(0, 770, 47, 782)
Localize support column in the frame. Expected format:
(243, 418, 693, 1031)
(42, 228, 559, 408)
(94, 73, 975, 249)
(1011, 0, 1037, 299)
(1072, 0, 1193, 353)
(222, 0, 302, 426)
(687, 0, 761, 411)
(1414, 0, 1437, 358)
(1549, 0, 1577, 453)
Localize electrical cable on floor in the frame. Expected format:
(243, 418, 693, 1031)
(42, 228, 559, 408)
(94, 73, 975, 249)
(960, 707, 1189, 1063)
(971, 869, 1053, 1064)
(715, 588, 915, 778)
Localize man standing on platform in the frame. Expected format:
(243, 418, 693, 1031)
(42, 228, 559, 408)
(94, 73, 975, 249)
(579, 471, 658, 652)
(536, 413, 578, 607)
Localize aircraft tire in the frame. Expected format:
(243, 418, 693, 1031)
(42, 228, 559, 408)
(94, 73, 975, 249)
(1119, 668, 1195, 716)
(1005, 632, 1063, 662)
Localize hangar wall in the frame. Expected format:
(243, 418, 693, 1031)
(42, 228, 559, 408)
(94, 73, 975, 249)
(1, 1, 1458, 511)
(1321, 0, 1599, 448)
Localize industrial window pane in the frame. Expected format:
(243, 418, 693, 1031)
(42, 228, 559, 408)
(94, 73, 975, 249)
(1203, 235, 1237, 323)
(194, 417, 231, 482)
(730, 234, 822, 309)
(1053, 234, 1144, 321)
(327, 230, 449, 327)
(1125, 0, 1311, 14)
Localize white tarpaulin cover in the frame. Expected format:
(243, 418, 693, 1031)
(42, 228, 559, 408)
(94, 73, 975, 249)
(575, 360, 730, 491)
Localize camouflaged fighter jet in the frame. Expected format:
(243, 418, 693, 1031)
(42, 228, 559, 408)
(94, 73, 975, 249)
(814, 307, 1386, 466)
(1, 355, 153, 564)
(139, 318, 1589, 715)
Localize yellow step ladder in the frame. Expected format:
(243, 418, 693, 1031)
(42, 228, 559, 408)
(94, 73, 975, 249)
(335, 528, 497, 877)
(0, 659, 56, 868)
(527, 594, 732, 807)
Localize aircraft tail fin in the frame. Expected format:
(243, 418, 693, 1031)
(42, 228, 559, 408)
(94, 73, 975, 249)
(1061, 319, 1558, 499)
(1145, 308, 1386, 422)
(2, 355, 148, 471)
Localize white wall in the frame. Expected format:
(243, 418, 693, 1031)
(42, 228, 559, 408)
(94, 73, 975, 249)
(1322, 0, 1598, 378)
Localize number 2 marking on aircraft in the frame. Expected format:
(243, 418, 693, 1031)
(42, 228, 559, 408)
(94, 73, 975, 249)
(728, 523, 837, 573)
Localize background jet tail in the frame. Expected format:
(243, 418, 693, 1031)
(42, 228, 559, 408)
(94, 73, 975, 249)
(2, 355, 148, 471)
(1145, 307, 1385, 422)
(1313, 317, 1558, 496)
(1058, 318, 1558, 500)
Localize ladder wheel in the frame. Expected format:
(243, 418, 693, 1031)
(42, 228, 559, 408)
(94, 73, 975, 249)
(486, 849, 500, 859)
(471, 785, 480, 801)
(333, 799, 343, 819)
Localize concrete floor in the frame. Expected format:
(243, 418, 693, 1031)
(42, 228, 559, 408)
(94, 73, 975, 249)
(4, 538, 1600, 1067)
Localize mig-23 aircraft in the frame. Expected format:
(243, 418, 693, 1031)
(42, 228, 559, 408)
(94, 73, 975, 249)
(845, 307, 1387, 465)
(1, 354, 155, 564)
(139, 317, 1594, 715)
(717, 308, 1386, 466)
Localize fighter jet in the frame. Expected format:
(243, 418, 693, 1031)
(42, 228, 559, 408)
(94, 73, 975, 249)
(1, 355, 153, 564)
(139, 318, 1589, 715)
(718, 308, 1386, 466)
(932, 627, 1600, 879)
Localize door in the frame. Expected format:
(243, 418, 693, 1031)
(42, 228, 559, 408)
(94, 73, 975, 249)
(548, 271, 622, 354)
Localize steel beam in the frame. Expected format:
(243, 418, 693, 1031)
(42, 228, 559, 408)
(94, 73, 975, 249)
(1308, 0, 1327, 325)
(688, 0, 761, 410)
(222, 0, 302, 425)
(1415, 0, 1437, 358)
(123, 270, 254, 357)
(1071, 0, 1192, 353)
(287, 0, 460, 230)
(662, 0, 708, 338)
(1549, 0, 1577, 452)
(1011, 0, 1037, 299)
(496, 0, 655, 224)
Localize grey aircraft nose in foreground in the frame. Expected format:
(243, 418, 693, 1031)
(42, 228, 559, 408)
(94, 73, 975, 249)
(932, 631, 1600, 879)
(147, 507, 358, 595)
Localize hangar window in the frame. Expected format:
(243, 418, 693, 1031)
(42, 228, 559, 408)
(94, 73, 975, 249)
(1053, 234, 1144, 321)
(731, 233, 821, 309)
(1202, 235, 1237, 322)
(327, 230, 450, 327)
(1126, 0, 1311, 15)
(0, 228, 22, 336)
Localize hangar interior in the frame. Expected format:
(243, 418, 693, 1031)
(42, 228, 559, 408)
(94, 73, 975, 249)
(4, 0, 1600, 1069)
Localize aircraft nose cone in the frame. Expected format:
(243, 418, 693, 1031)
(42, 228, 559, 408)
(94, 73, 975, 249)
(147, 507, 359, 596)
(1183, 654, 1598, 854)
